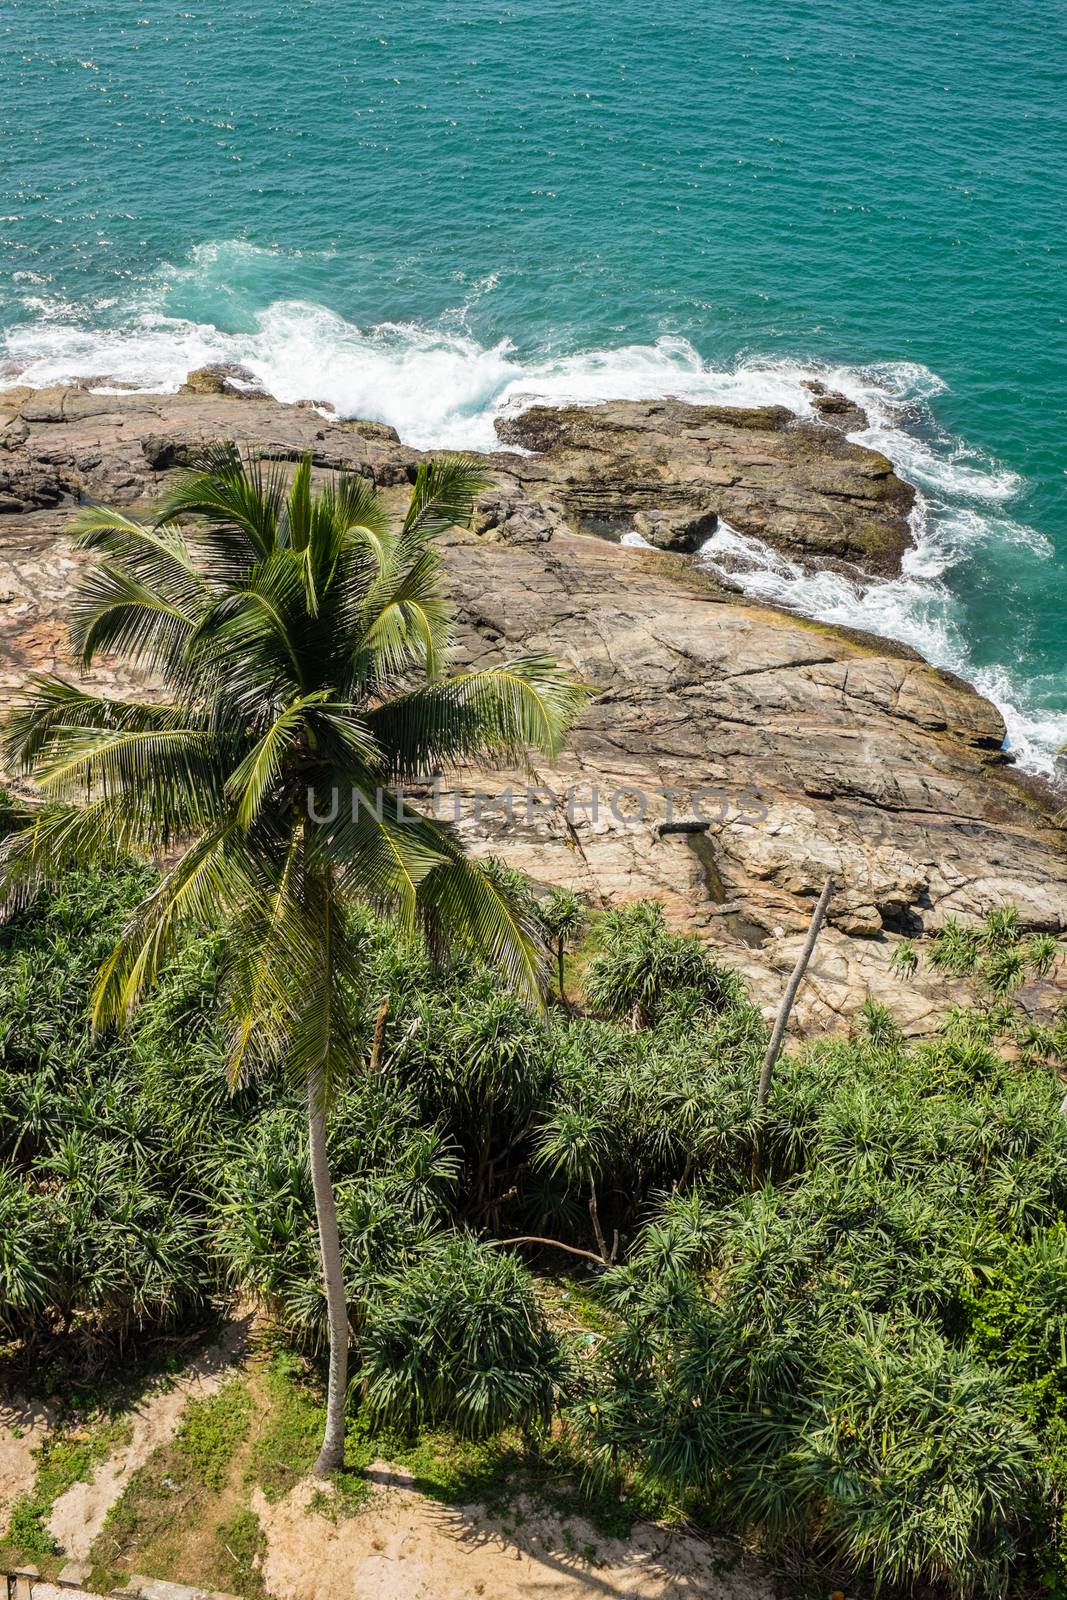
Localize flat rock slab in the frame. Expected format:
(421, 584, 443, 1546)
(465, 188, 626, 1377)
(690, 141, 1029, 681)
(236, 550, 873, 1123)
(127, 1576, 241, 1600)
(0, 384, 1063, 1035)
(56, 1563, 92, 1590)
(438, 530, 1067, 1029)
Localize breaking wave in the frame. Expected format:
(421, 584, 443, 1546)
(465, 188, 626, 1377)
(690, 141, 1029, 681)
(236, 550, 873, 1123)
(2, 251, 1064, 774)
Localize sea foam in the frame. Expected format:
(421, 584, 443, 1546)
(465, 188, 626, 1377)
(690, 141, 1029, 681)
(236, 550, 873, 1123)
(2, 284, 1064, 776)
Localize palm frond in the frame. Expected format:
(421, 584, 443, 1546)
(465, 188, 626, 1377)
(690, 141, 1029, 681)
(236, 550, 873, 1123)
(32, 720, 218, 806)
(306, 703, 383, 775)
(301, 475, 353, 618)
(280, 454, 313, 553)
(70, 508, 208, 627)
(190, 553, 309, 699)
(369, 658, 594, 776)
(354, 545, 454, 683)
(0, 802, 149, 916)
(4, 678, 168, 769)
(218, 830, 306, 1081)
(418, 849, 548, 1006)
(91, 822, 251, 1025)
(157, 444, 284, 563)
(401, 457, 490, 545)
(329, 473, 391, 546)
(226, 690, 331, 829)
(280, 879, 363, 1097)
(66, 558, 202, 677)
(309, 788, 451, 930)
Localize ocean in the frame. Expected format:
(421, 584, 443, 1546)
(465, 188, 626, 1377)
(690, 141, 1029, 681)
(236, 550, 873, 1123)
(2, 0, 1064, 770)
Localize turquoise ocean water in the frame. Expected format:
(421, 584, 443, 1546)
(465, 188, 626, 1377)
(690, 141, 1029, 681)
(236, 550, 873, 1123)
(2, 0, 1065, 769)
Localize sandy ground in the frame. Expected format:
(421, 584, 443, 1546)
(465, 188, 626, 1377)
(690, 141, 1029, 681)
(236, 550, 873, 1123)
(252, 1468, 779, 1600)
(47, 1317, 253, 1561)
(0, 1395, 56, 1525)
(6, 1324, 784, 1599)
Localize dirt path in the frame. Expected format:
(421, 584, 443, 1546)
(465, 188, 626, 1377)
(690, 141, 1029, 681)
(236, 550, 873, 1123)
(10, 1324, 784, 1599)
(0, 1395, 56, 1524)
(253, 1468, 778, 1600)
(47, 1317, 252, 1561)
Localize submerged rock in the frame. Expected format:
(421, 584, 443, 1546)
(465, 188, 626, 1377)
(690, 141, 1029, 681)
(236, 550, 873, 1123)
(801, 378, 869, 434)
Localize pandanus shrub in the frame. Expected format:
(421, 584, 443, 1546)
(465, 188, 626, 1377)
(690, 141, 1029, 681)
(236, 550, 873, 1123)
(0, 446, 590, 1469)
(576, 1200, 1044, 1597)
(538, 886, 585, 1000)
(788, 1319, 1042, 1598)
(361, 1233, 564, 1438)
(0, 1170, 52, 1333)
(0, 862, 224, 1343)
(0, 1148, 212, 1343)
(213, 1087, 459, 1349)
(583, 900, 743, 1028)
(382, 967, 557, 1215)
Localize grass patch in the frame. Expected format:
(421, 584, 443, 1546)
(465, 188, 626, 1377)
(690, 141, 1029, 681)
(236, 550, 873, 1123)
(249, 1352, 372, 1516)
(91, 1379, 253, 1586)
(214, 1508, 270, 1600)
(0, 1324, 235, 1569)
(176, 1382, 253, 1491)
(246, 1354, 324, 1503)
(306, 1478, 374, 1522)
(1, 1413, 132, 1563)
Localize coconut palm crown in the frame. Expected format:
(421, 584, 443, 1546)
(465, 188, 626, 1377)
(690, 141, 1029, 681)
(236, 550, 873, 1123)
(0, 445, 591, 1470)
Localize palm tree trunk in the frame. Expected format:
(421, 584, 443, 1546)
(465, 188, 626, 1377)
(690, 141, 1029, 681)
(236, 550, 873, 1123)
(307, 1069, 348, 1474)
(369, 995, 390, 1072)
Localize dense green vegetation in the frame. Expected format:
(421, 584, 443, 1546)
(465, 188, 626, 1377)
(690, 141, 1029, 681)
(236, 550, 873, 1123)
(0, 449, 589, 1470)
(2, 857, 1066, 1596)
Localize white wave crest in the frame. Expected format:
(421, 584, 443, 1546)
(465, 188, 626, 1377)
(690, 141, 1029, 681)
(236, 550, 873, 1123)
(1, 273, 1063, 774)
(698, 522, 1067, 776)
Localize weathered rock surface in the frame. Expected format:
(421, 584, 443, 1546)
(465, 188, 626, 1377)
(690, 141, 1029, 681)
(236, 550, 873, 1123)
(0, 382, 1063, 1034)
(178, 362, 268, 398)
(495, 397, 915, 573)
(440, 533, 1066, 1030)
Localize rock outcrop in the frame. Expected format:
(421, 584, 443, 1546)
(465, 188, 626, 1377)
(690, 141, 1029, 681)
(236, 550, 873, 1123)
(0, 381, 1063, 1035)
(494, 397, 915, 573)
(178, 362, 268, 398)
(442, 531, 1066, 1031)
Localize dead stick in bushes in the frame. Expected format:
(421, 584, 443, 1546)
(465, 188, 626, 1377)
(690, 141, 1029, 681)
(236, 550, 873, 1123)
(487, 1236, 607, 1267)
(369, 995, 391, 1073)
(752, 873, 834, 1184)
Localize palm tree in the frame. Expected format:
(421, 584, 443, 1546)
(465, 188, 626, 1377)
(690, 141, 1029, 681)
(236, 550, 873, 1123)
(0, 446, 590, 1473)
(539, 887, 585, 1002)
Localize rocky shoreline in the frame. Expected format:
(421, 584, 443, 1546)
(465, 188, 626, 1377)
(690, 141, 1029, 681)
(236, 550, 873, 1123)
(1, 374, 1064, 1033)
